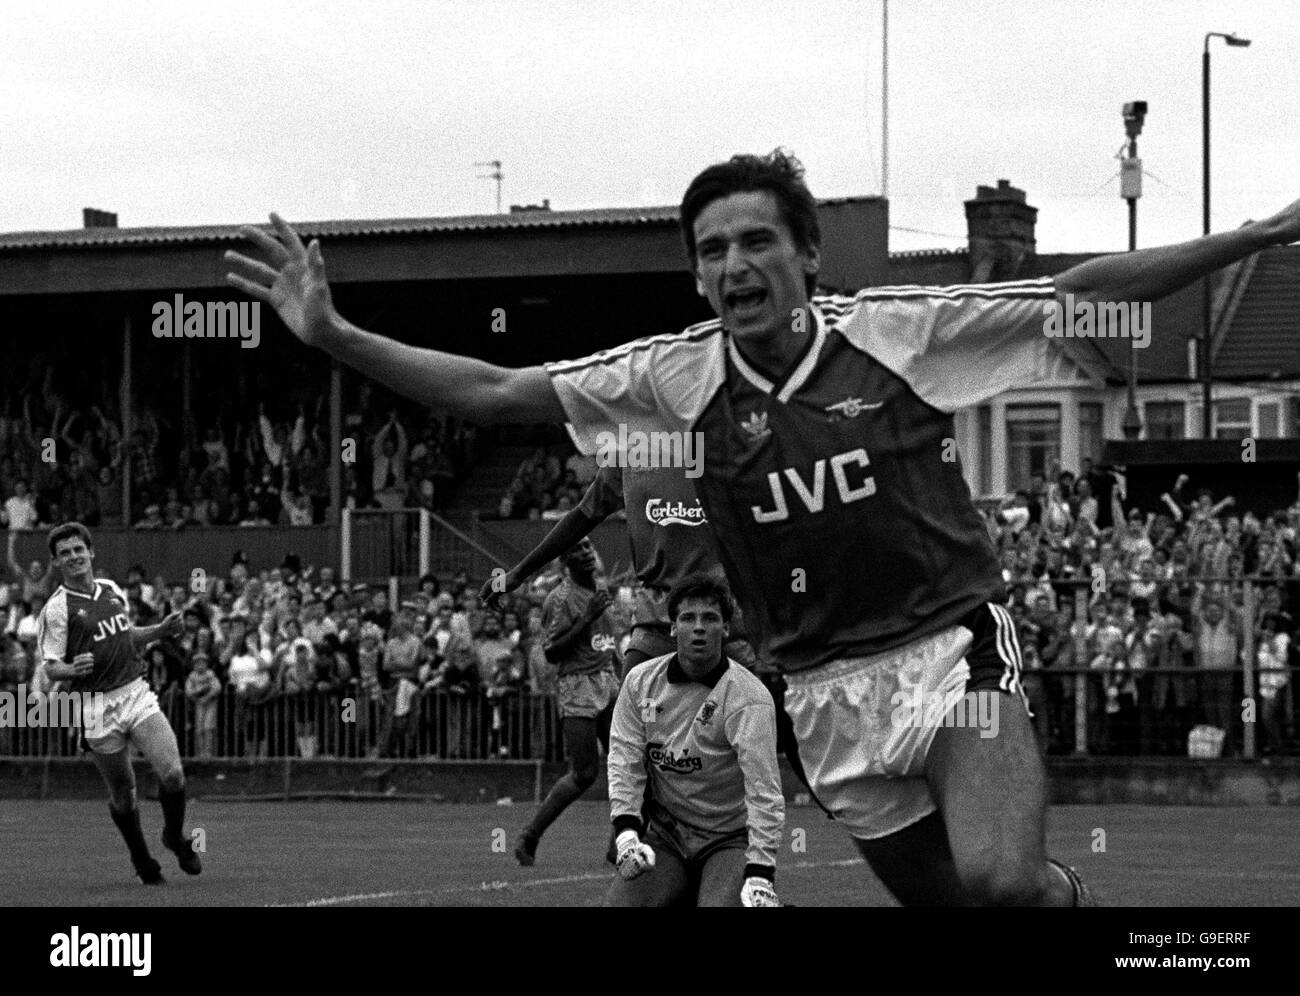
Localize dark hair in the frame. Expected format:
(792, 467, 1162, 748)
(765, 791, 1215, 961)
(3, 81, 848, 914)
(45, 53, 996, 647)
(668, 573, 734, 625)
(47, 521, 93, 557)
(680, 148, 821, 296)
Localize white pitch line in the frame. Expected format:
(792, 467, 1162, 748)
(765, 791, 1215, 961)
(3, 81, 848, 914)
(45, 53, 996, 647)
(273, 857, 866, 907)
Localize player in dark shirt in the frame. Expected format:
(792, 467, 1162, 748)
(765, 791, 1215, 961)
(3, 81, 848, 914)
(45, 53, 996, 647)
(512, 537, 621, 865)
(37, 522, 201, 884)
(227, 157, 1300, 905)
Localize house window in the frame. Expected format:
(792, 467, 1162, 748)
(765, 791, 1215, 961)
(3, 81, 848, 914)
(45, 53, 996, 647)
(1214, 398, 1251, 440)
(1006, 404, 1060, 491)
(1257, 402, 1281, 439)
(1079, 403, 1104, 465)
(1145, 401, 1185, 440)
(977, 404, 992, 497)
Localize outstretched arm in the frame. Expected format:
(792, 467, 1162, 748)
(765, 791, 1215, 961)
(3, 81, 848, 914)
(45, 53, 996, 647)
(480, 507, 603, 610)
(1056, 200, 1300, 305)
(1210, 495, 1235, 518)
(225, 216, 564, 424)
(7, 532, 21, 580)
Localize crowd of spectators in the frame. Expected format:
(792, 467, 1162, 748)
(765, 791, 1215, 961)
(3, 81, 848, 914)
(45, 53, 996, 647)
(988, 461, 1298, 757)
(497, 446, 599, 520)
(0, 377, 477, 531)
(0, 546, 642, 761)
(0, 444, 1296, 760)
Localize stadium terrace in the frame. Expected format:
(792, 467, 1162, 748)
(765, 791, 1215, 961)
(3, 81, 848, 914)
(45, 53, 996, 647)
(151, 294, 261, 348)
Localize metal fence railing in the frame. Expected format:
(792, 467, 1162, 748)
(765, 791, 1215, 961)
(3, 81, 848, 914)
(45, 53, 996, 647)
(1013, 577, 1298, 758)
(341, 507, 505, 585)
(0, 687, 564, 763)
(2, 577, 1295, 762)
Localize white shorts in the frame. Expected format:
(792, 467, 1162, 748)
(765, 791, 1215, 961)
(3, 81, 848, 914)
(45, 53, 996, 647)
(783, 605, 1026, 841)
(82, 677, 163, 755)
(556, 669, 620, 720)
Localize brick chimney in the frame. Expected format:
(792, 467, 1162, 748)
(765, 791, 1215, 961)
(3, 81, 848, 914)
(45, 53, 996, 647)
(83, 208, 118, 228)
(964, 180, 1036, 282)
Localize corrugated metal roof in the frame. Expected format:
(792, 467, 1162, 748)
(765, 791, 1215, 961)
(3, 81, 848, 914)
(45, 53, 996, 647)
(0, 206, 681, 251)
(0, 196, 881, 252)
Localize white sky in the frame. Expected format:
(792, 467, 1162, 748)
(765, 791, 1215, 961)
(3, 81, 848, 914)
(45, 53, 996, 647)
(3, 0, 1294, 253)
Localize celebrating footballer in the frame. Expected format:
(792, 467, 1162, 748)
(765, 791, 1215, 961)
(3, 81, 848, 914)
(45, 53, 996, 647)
(227, 151, 1300, 906)
(38, 522, 202, 884)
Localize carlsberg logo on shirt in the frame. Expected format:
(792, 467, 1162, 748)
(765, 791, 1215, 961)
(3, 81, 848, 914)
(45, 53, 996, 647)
(645, 498, 707, 527)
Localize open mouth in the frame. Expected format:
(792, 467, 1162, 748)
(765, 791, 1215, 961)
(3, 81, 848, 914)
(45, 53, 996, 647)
(724, 287, 767, 317)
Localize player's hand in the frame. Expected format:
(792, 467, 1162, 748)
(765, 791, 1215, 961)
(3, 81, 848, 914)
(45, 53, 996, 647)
(479, 571, 518, 612)
(614, 830, 655, 881)
(70, 653, 96, 679)
(224, 214, 339, 349)
(158, 610, 184, 638)
(740, 876, 780, 907)
(586, 589, 614, 621)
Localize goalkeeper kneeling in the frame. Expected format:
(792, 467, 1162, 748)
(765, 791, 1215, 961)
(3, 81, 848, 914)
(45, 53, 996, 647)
(604, 573, 784, 908)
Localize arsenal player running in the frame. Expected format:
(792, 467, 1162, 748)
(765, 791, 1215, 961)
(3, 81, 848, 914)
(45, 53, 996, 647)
(37, 522, 201, 884)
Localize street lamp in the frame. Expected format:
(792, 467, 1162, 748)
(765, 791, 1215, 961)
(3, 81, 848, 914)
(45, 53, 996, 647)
(1121, 101, 1147, 441)
(1202, 31, 1251, 438)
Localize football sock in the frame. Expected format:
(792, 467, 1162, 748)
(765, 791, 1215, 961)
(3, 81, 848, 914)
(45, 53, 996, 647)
(523, 772, 588, 843)
(159, 785, 186, 842)
(109, 805, 154, 868)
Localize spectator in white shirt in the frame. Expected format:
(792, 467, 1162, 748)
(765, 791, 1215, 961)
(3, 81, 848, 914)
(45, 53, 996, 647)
(371, 413, 408, 511)
(1256, 613, 1291, 755)
(3, 480, 38, 530)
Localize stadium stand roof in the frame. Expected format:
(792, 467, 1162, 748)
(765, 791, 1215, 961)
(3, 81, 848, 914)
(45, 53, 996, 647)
(0, 197, 888, 296)
(0, 196, 879, 252)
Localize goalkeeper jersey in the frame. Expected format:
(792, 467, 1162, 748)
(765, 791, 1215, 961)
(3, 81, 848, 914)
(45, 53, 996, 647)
(608, 652, 783, 872)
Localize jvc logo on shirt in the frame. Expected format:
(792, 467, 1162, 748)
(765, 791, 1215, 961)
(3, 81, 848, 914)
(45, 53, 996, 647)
(50, 927, 151, 976)
(92, 613, 132, 643)
(751, 448, 876, 523)
(646, 742, 703, 774)
(644, 498, 707, 527)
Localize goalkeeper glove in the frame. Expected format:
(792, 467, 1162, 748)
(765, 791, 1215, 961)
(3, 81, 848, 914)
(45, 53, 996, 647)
(615, 830, 656, 881)
(740, 875, 780, 907)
